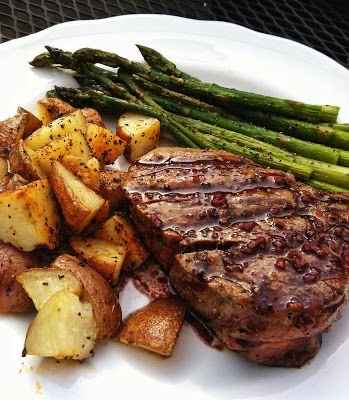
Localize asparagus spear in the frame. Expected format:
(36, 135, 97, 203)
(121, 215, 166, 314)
(133, 74, 233, 115)
(30, 47, 121, 86)
(72, 48, 339, 123)
(153, 94, 347, 166)
(30, 52, 53, 68)
(136, 44, 198, 81)
(136, 45, 342, 123)
(322, 123, 349, 132)
(29, 47, 75, 69)
(190, 130, 312, 179)
(74, 74, 112, 94)
(174, 114, 349, 189)
(308, 180, 347, 192)
(80, 64, 136, 101)
(234, 108, 349, 150)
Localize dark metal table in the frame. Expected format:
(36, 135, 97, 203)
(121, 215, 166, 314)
(0, 0, 348, 67)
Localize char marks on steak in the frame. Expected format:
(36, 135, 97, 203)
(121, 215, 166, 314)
(123, 147, 349, 367)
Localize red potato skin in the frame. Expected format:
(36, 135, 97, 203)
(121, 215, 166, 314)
(49, 162, 96, 232)
(51, 254, 121, 340)
(0, 242, 35, 313)
(98, 171, 126, 209)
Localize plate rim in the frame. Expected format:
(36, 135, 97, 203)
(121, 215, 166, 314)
(1, 13, 347, 77)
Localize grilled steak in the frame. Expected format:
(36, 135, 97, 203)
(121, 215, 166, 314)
(123, 147, 349, 367)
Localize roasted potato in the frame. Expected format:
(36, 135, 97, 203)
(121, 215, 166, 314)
(0, 173, 28, 192)
(17, 107, 42, 137)
(9, 139, 44, 180)
(17, 268, 82, 310)
(50, 161, 105, 232)
(86, 123, 126, 164)
(70, 237, 126, 283)
(0, 108, 42, 156)
(0, 242, 35, 313)
(0, 179, 59, 251)
(24, 290, 97, 360)
(92, 199, 110, 224)
(36, 97, 76, 125)
(36, 129, 91, 175)
(51, 254, 121, 340)
(82, 108, 105, 128)
(98, 170, 125, 209)
(95, 214, 148, 269)
(62, 155, 100, 192)
(25, 110, 87, 151)
(117, 112, 160, 161)
(0, 111, 26, 155)
(119, 297, 186, 357)
(0, 157, 8, 180)
(36, 97, 105, 127)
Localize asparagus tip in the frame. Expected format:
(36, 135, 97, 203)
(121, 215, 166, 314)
(29, 52, 52, 67)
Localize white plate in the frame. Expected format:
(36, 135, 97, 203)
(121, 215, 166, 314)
(1, 14, 349, 400)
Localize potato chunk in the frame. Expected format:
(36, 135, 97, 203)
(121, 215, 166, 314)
(70, 237, 126, 283)
(81, 108, 105, 127)
(0, 179, 59, 251)
(119, 297, 186, 357)
(17, 268, 82, 310)
(0, 173, 28, 192)
(0, 157, 8, 181)
(98, 171, 125, 209)
(51, 254, 121, 340)
(25, 110, 87, 151)
(36, 97, 76, 125)
(86, 123, 126, 164)
(62, 155, 100, 191)
(36, 129, 91, 175)
(50, 161, 105, 232)
(117, 112, 160, 161)
(17, 107, 42, 137)
(0, 108, 42, 156)
(9, 139, 44, 180)
(36, 97, 105, 127)
(95, 214, 148, 269)
(24, 290, 97, 360)
(0, 242, 35, 313)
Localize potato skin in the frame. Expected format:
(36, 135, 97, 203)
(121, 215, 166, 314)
(50, 164, 93, 231)
(37, 97, 105, 127)
(0, 157, 8, 181)
(37, 98, 76, 125)
(0, 108, 42, 156)
(0, 242, 34, 313)
(62, 156, 101, 192)
(0, 173, 28, 193)
(9, 140, 44, 181)
(99, 171, 126, 209)
(82, 109, 105, 128)
(51, 254, 121, 340)
(119, 297, 186, 356)
(50, 161, 105, 232)
(17, 107, 42, 137)
(96, 213, 148, 269)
